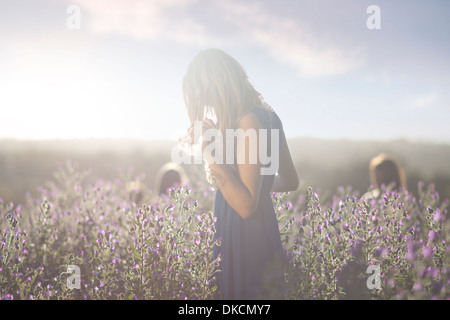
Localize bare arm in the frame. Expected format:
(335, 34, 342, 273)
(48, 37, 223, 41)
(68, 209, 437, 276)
(204, 114, 264, 219)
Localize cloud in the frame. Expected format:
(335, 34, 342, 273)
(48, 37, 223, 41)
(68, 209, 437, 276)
(59, 0, 365, 78)
(63, 0, 213, 45)
(215, 0, 366, 78)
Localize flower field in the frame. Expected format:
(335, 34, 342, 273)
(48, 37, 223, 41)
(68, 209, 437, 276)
(1, 161, 449, 300)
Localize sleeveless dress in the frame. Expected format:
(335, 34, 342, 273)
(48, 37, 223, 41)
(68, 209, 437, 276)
(213, 107, 286, 299)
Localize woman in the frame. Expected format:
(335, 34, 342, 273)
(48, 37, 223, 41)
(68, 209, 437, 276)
(183, 48, 299, 299)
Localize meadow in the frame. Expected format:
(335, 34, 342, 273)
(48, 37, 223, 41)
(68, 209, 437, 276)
(0, 138, 449, 299)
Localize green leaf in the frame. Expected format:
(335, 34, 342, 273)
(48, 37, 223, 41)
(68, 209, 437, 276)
(129, 242, 141, 260)
(129, 217, 139, 226)
(145, 235, 155, 245)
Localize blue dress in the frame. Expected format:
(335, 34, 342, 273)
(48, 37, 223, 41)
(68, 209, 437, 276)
(213, 107, 286, 300)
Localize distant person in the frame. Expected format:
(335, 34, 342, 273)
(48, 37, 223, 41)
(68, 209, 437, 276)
(154, 162, 188, 196)
(365, 153, 406, 199)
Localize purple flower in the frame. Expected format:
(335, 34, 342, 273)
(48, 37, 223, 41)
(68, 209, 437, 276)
(301, 217, 308, 226)
(428, 230, 438, 242)
(405, 237, 415, 262)
(433, 209, 445, 222)
(412, 282, 422, 292)
(285, 202, 293, 210)
(423, 246, 432, 259)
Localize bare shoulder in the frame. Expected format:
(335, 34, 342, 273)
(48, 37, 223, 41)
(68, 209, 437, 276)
(237, 110, 264, 130)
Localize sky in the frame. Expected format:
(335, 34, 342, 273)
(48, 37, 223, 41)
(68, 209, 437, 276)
(0, 0, 449, 143)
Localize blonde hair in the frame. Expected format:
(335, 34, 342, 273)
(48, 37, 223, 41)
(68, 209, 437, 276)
(369, 153, 406, 190)
(183, 48, 268, 138)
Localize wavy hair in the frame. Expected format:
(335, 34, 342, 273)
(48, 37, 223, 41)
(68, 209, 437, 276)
(183, 48, 269, 141)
